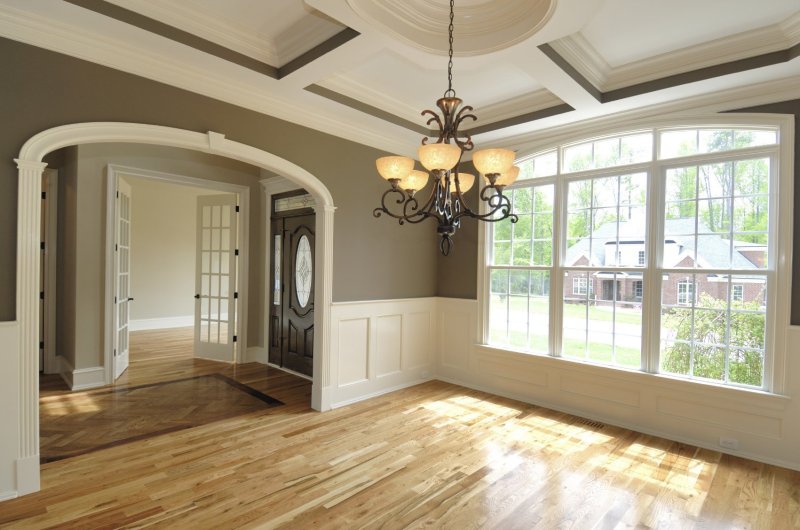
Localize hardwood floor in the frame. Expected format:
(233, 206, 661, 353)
(1, 328, 798, 528)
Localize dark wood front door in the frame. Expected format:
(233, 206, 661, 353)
(269, 209, 314, 377)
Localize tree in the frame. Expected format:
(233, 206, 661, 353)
(661, 294, 764, 386)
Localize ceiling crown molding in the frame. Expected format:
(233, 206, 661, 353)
(551, 11, 800, 93)
(106, 0, 280, 65)
(346, 0, 556, 56)
(276, 15, 345, 66)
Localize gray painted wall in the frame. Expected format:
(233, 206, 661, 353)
(0, 37, 438, 321)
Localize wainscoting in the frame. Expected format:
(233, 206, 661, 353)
(436, 297, 800, 471)
(328, 298, 437, 408)
(0, 322, 19, 499)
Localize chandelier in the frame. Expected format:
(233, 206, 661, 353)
(372, 0, 519, 255)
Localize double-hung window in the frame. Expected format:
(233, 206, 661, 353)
(484, 122, 785, 391)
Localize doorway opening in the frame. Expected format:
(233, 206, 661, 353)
(269, 190, 315, 379)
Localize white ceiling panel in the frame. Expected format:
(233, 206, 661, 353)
(320, 48, 553, 124)
(581, 0, 800, 67)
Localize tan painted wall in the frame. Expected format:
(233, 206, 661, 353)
(0, 37, 438, 324)
(125, 176, 224, 323)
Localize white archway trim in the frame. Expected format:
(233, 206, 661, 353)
(14, 122, 336, 495)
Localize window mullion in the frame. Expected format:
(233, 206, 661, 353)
(643, 163, 664, 373)
(551, 174, 566, 357)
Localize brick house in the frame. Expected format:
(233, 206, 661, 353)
(563, 218, 766, 307)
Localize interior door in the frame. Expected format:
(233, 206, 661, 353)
(194, 194, 238, 362)
(269, 210, 315, 377)
(113, 177, 133, 380)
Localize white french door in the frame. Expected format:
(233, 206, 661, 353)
(194, 195, 238, 362)
(113, 177, 133, 379)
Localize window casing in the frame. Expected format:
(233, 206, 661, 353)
(482, 121, 787, 392)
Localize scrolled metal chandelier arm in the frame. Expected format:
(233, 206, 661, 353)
(371, 0, 520, 256)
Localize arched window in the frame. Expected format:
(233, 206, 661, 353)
(483, 120, 788, 391)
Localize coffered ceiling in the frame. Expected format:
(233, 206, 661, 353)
(1, 0, 799, 157)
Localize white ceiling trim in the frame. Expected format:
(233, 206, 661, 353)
(345, 0, 556, 56)
(105, 0, 280, 65)
(473, 89, 566, 127)
(320, 72, 564, 130)
(318, 74, 421, 122)
(0, 3, 415, 156)
(502, 75, 800, 155)
(276, 15, 345, 65)
(552, 11, 800, 92)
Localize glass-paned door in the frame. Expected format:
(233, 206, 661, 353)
(194, 194, 238, 362)
(113, 177, 133, 379)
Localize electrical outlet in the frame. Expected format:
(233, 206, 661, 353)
(719, 437, 739, 450)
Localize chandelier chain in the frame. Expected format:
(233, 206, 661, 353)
(446, 0, 455, 97)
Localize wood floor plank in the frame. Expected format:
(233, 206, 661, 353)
(1, 327, 798, 528)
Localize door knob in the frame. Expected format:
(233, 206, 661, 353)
(194, 294, 200, 299)
(128, 297, 135, 302)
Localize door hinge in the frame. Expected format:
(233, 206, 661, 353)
(233, 335, 238, 343)
(234, 292, 239, 299)
(39, 341, 44, 350)
(235, 205, 240, 213)
(40, 241, 45, 251)
(235, 249, 239, 256)
(41, 191, 46, 200)
(116, 190, 119, 199)
(114, 296, 117, 304)
(115, 243, 118, 251)
(39, 291, 44, 300)
(114, 349, 117, 357)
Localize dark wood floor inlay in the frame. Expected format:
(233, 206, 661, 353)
(40, 373, 283, 463)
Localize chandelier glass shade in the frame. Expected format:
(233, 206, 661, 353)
(372, 0, 519, 255)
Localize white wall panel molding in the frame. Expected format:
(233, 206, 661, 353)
(328, 297, 437, 408)
(436, 297, 800, 471)
(0, 322, 20, 496)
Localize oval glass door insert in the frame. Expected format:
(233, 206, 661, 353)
(295, 235, 312, 307)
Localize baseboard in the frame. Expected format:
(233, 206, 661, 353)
(0, 490, 17, 502)
(330, 377, 433, 409)
(59, 357, 105, 391)
(15, 455, 39, 496)
(129, 315, 193, 331)
(435, 375, 800, 473)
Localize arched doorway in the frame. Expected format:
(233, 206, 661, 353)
(14, 123, 335, 494)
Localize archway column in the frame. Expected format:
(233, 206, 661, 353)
(14, 158, 46, 495)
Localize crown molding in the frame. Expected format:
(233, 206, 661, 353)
(318, 74, 422, 123)
(0, 4, 415, 157)
(546, 33, 609, 91)
(552, 11, 800, 93)
(276, 14, 345, 66)
(501, 76, 800, 154)
(473, 90, 566, 127)
(106, 0, 280, 65)
(319, 74, 564, 133)
(346, 0, 556, 56)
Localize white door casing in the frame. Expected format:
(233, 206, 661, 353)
(195, 194, 238, 362)
(14, 123, 336, 497)
(113, 176, 132, 379)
